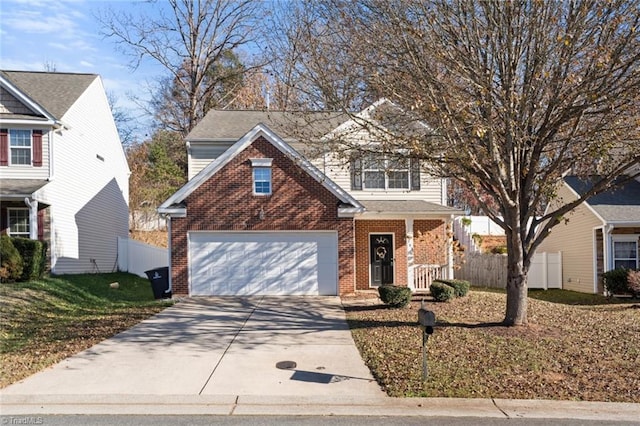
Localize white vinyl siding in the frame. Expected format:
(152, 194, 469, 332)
(318, 152, 445, 203)
(188, 141, 234, 179)
(34, 77, 129, 274)
(536, 185, 603, 293)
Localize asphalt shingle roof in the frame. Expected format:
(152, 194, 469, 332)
(565, 176, 640, 222)
(187, 110, 348, 141)
(1, 70, 97, 120)
(360, 200, 463, 215)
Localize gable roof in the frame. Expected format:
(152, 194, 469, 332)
(159, 123, 364, 215)
(565, 176, 640, 223)
(0, 70, 97, 120)
(187, 110, 348, 141)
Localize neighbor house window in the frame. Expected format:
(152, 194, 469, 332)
(352, 154, 420, 191)
(0, 128, 42, 167)
(612, 238, 638, 270)
(251, 158, 273, 195)
(10, 129, 32, 165)
(7, 208, 30, 237)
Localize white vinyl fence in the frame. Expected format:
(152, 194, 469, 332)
(117, 237, 169, 278)
(453, 216, 505, 254)
(455, 252, 562, 289)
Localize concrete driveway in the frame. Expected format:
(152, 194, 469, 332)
(2, 297, 385, 398)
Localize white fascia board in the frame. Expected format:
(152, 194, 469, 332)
(338, 207, 362, 217)
(0, 75, 57, 122)
(607, 221, 640, 227)
(159, 123, 364, 212)
(563, 180, 607, 226)
(158, 207, 186, 217)
(0, 119, 56, 127)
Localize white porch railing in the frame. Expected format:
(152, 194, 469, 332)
(411, 264, 447, 291)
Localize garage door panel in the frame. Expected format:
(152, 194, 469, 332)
(189, 232, 338, 296)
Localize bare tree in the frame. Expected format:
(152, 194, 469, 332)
(107, 91, 140, 147)
(271, 0, 640, 325)
(99, 0, 262, 135)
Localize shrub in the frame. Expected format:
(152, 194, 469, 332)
(430, 281, 455, 302)
(491, 246, 507, 254)
(0, 235, 23, 283)
(627, 270, 640, 298)
(602, 268, 631, 295)
(434, 279, 470, 297)
(11, 237, 48, 281)
(378, 285, 412, 308)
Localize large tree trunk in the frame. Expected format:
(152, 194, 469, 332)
(504, 230, 529, 326)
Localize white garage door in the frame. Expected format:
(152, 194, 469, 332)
(189, 232, 338, 296)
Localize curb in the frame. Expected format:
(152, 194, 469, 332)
(1, 394, 639, 420)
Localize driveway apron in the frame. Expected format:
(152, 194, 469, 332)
(2, 296, 384, 398)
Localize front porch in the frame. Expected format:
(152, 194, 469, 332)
(595, 225, 640, 294)
(353, 200, 461, 293)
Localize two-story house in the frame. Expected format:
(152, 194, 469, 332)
(159, 100, 462, 296)
(0, 70, 130, 274)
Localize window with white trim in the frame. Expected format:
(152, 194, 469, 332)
(10, 129, 32, 165)
(7, 208, 30, 237)
(251, 158, 273, 195)
(612, 237, 638, 270)
(353, 154, 420, 191)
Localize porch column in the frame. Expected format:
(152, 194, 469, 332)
(603, 224, 613, 272)
(405, 218, 414, 290)
(24, 197, 38, 240)
(447, 215, 454, 280)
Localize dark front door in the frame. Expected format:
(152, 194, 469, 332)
(370, 234, 394, 286)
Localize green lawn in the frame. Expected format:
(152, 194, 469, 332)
(0, 273, 172, 387)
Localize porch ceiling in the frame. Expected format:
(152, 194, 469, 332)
(0, 179, 48, 198)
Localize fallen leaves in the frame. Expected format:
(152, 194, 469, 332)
(345, 290, 640, 402)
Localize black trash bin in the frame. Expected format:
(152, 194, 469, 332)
(145, 267, 171, 299)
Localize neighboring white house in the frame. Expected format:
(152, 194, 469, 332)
(0, 70, 130, 274)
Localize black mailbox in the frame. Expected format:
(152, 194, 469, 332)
(418, 308, 436, 328)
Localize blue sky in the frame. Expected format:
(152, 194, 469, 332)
(0, 0, 169, 138)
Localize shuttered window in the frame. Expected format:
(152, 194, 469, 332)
(0, 129, 43, 167)
(351, 153, 420, 191)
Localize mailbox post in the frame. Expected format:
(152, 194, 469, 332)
(417, 300, 436, 381)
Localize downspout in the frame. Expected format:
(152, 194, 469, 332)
(24, 197, 38, 240)
(165, 215, 172, 295)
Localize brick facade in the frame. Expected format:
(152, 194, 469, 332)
(413, 219, 447, 265)
(355, 218, 447, 290)
(355, 220, 407, 290)
(169, 136, 355, 296)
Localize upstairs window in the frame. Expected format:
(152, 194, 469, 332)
(10, 129, 32, 165)
(351, 154, 420, 191)
(251, 158, 273, 195)
(7, 208, 30, 237)
(0, 128, 43, 167)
